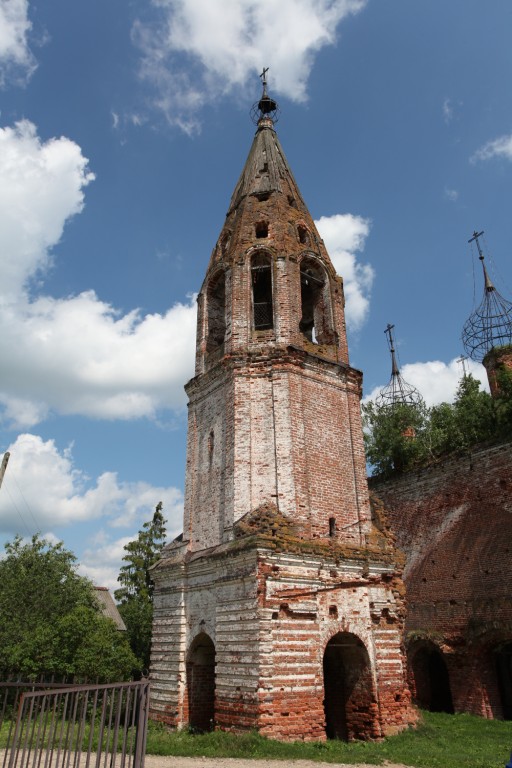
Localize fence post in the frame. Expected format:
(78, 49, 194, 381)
(133, 680, 150, 768)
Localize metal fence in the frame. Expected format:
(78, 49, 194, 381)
(0, 680, 149, 768)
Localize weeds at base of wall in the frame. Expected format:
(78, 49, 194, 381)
(145, 710, 511, 768)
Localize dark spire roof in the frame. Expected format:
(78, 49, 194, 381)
(462, 230, 512, 361)
(227, 119, 308, 216)
(206, 72, 337, 280)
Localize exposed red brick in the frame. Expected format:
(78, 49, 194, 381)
(150, 113, 415, 740)
(371, 441, 512, 719)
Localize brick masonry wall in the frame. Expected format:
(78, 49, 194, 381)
(370, 441, 512, 717)
(183, 351, 371, 552)
(150, 539, 416, 740)
(151, 117, 416, 740)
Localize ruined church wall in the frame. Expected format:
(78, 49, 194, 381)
(370, 441, 512, 717)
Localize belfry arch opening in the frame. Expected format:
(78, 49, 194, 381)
(299, 258, 333, 345)
(251, 253, 273, 330)
(496, 642, 512, 719)
(323, 632, 377, 741)
(408, 642, 454, 713)
(186, 632, 216, 732)
(206, 271, 226, 354)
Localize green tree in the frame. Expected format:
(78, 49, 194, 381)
(115, 503, 167, 671)
(0, 535, 138, 680)
(494, 360, 512, 436)
(362, 400, 428, 477)
(364, 374, 504, 478)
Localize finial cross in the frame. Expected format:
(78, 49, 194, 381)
(468, 229, 485, 260)
(259, 67, 269, 86)
(384, 323, 395, 349)
(456, 355, 468, 377)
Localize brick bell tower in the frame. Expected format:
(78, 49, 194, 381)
(150, 74, 415, 741)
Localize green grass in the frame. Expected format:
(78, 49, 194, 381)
(145, 711, 512, 768)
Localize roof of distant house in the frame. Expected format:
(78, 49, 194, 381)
(94, 586, 126, 631)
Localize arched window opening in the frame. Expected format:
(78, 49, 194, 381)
(323, 632, 377, 741)
(496, 642, 512, 719)
(255, 221, 268, 239)
(206, 271, 226, 354)
(186, 633, 216, 732)
(252, 254, 273, 330)
(409, 643, 454, 714)
(300, 259, 333, 345)
(298, 225, 310, 245)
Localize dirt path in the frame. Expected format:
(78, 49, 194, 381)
(145, 756, 411, 768)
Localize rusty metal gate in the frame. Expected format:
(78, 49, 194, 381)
(0, 680, 149, 768)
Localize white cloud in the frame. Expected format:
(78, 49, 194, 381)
(444, 187, 458, 202)
(0, 433, 183, 537)
(315, 212, 373, 330)
(0, 0, 36, 85)
(365, 357, 489, 408)
(471, 133, 512, 163)
(0, 434, 184, 591)
(0, 291, 197, 427)
(442, 97, 453, 124)
(133, 0, 368, 131)
(0, 120, 95, 299)
(0, 120, 197, 428)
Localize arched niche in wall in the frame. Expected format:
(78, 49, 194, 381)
(206, 270, 226, 354)
(186, 632, 216, 732)
(251, 252, 274, 331)
(323, 632, 377, 741)
(408, 641, 454, 714)
(299, 256, 334, 345)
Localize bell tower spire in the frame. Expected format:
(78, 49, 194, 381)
(151, 76, 415, 742)
(188, 72, 361, 551)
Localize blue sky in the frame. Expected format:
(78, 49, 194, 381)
(1, 0, 511, 589)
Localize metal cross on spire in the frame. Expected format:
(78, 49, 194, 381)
(456, 355, 469, 378)
(251, 66, 279, 125)
(376, 324, 424, 408)
(462, 229, 512, 361)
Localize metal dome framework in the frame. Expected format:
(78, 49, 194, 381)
(376, 324, 424, 409)
(461, 230, 512, 362)
(250, 67, 280, 125)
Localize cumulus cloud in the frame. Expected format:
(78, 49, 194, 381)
(315, 212, 374, 330)
(0, 120, 95, 299)
(133, 0, 367, 132)
(0, 291, 197, 428)
(0, 0, 36, 85)
(0, 120, 197, 428)
(365, 357, 488, 407)
(0, 433, 184, 532)
(471, 133, 512, 163)
(0, 434, 183, 590)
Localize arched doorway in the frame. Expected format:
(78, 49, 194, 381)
(186, 633, 216, 732)
(409, 643, 454, 713)
(323, 632, 376, 741)
(496, 642, 512, 720)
